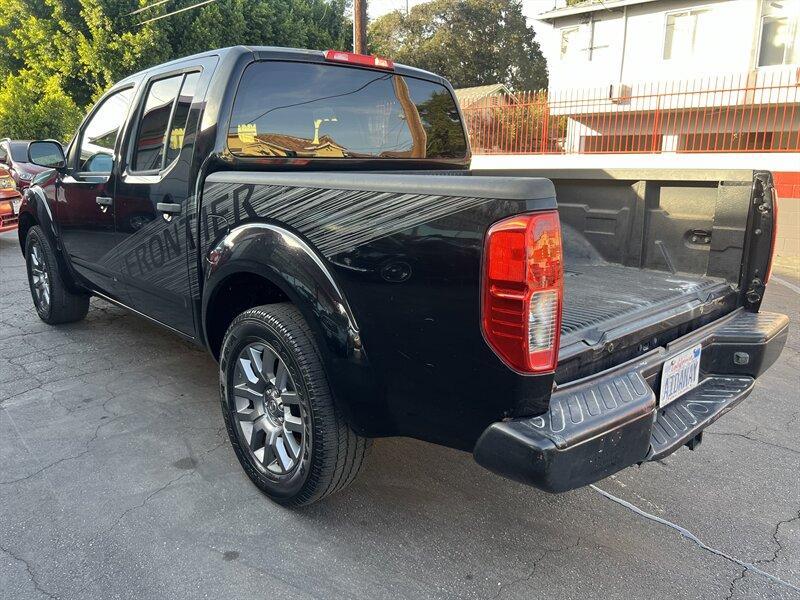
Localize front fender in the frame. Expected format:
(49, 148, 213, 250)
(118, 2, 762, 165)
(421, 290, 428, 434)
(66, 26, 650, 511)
(202, 223, 383, 434)
(18, 174, 84, 294)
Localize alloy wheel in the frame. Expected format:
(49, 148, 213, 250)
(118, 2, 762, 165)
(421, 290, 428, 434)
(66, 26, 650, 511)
(29, 242, 51, 314)
(232, 342, 307, 475)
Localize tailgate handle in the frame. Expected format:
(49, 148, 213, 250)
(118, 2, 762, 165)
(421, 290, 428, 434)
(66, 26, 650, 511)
(157, 202, 181, 215)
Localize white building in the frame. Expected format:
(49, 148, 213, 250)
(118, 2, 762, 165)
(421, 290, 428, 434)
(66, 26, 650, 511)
(534, 0, 799, 90)
(475, 0, 800, 264)
(507, 0, 797, 156)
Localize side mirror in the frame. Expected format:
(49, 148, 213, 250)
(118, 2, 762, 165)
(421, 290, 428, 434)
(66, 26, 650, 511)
(28, 140, 66, 170)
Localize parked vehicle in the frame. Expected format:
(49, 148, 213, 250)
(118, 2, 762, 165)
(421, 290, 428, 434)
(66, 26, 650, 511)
(0, 139, 49, 191)
(0, 164, 21, 233)
(17, 47, 787, 506)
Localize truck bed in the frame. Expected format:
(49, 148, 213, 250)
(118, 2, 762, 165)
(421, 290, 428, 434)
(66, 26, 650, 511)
(478, 168, 761, 384)
(561, 263, 729, 344)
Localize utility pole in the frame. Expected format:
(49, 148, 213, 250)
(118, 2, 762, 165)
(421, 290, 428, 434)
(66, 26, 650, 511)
(353, 0, 367, 54)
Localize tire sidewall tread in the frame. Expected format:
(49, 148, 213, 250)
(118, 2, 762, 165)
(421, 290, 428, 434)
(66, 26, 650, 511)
(25, 226, 89, 325)
(220, 303, 368, 506)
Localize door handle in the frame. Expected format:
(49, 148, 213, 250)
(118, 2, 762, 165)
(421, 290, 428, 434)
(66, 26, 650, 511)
(157, 202, 181, 215)
(96, 196, 113, 207)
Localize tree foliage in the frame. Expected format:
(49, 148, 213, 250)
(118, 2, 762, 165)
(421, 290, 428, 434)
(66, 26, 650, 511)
(0, 0, 352, 139)
(0, 72, 83, 140)
(369, 0, 547, 91)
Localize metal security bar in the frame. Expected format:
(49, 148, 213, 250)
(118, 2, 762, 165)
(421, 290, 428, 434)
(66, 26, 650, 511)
(462, 68, 800, 155)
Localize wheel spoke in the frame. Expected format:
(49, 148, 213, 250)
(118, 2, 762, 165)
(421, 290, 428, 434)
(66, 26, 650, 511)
(263, 426, 280, 468)
(273, 436, 293, 471)
(234, 382, 263, 402)
(238, 356, 261, 386)
(274, 362, 289, 392)
(236, 408, 262, 422)
(279, 391, 299, 405)
(248, 424, 266, 452)
(261, 346, 283, 386)
(282, 430, 301, 460)
(283, 411, 303, 433)
(246, 346, 264, 379)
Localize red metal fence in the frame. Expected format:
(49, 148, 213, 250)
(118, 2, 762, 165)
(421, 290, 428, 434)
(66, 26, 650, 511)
(462, 68, 800, 155)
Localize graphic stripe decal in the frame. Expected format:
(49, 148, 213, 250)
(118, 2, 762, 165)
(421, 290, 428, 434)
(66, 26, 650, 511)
(203, 182, 492, 257)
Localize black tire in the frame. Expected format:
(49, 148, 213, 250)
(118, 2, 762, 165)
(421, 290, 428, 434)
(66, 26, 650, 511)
(25, 226, 89, 325)
(219, 303, 369, 506)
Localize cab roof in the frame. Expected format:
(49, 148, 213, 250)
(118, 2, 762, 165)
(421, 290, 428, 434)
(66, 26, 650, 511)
(119, 46, 449, 89)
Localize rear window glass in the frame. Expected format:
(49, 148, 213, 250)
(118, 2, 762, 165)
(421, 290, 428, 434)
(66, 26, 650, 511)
(228, 61, 467, 160)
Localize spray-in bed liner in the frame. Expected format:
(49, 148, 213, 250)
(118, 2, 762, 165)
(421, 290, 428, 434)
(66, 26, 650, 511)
(561, 263, 730, 341)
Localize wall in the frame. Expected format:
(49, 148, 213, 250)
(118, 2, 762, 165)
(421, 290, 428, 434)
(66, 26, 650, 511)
(540, 0, 764, 91)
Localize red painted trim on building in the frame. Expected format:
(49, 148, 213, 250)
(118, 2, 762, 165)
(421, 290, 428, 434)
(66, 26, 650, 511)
(774, 172, 800, 199)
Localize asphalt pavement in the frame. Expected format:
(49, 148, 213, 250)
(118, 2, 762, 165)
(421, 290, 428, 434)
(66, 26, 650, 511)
(1, 230, 798, 600)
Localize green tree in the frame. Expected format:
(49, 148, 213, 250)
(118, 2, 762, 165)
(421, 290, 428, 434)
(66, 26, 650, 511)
(368, 0, 547, 91)
(0, 71, 83, 140)
(163, 0, 351, 58)
(0, 0, 169, 107)
(0, 0, 352, 140)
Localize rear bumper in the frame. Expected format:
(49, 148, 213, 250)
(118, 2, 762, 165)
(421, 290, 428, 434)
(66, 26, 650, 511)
(473, 309, 789, 493)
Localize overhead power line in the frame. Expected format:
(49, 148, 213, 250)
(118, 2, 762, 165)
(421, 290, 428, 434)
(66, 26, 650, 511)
(129, 0, 171, 16)
(138, 0, 219, 25)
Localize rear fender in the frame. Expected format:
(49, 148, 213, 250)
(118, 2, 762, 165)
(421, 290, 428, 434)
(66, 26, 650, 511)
(202, 222, 378, 431)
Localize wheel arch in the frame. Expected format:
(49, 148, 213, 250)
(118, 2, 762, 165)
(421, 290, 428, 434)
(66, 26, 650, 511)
(17, 211, 36, 252)
(18, 184, 85, 295)
(201, 223, 380, 434)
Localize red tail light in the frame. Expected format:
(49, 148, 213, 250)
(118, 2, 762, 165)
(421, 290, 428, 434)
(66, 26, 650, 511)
(482, 211, 563, 373)
(765, 186, 779, 284)
(324, 50, 394, 70)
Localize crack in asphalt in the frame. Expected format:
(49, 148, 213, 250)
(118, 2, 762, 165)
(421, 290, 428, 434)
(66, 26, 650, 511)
(590, 485, 800, 594)
(0, 411, 121, 486)
(91, 470, 195, 544)
(89, 439, 226, 546)
(757, 509, 800, 567)
(0, 541, 58, 599)
(725, 567, 747, 600)
(705, 429, 800, 456)
(491, 537, 581, 599)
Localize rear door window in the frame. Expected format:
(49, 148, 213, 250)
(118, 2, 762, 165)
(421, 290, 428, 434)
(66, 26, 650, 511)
(131, 71, 201, 172)
(165, 72, 200, 165)
(228, 61, 468, 160)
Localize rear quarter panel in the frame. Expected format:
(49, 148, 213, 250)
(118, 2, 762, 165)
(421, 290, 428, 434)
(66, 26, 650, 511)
(199, 172, 556, 449)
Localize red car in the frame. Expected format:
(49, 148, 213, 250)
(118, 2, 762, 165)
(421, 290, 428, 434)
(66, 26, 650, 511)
(0, 165, 22, 232)
(0, 139, 49, 191)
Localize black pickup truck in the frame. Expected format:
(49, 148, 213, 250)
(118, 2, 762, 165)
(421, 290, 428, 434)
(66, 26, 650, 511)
(18, 46, 788, 506)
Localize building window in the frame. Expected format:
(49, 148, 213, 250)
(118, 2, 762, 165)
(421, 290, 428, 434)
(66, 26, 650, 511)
(663, 9, 711, 60)
(758, 16, 799, 67)
(560, 26, 582, 60)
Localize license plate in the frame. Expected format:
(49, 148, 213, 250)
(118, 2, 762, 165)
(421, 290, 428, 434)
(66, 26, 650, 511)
(12, 199, 21, 214)
(659, 344, 702, 407)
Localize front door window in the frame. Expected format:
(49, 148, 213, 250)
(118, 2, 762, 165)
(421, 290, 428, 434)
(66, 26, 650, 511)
(78, 88, 135, 174)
